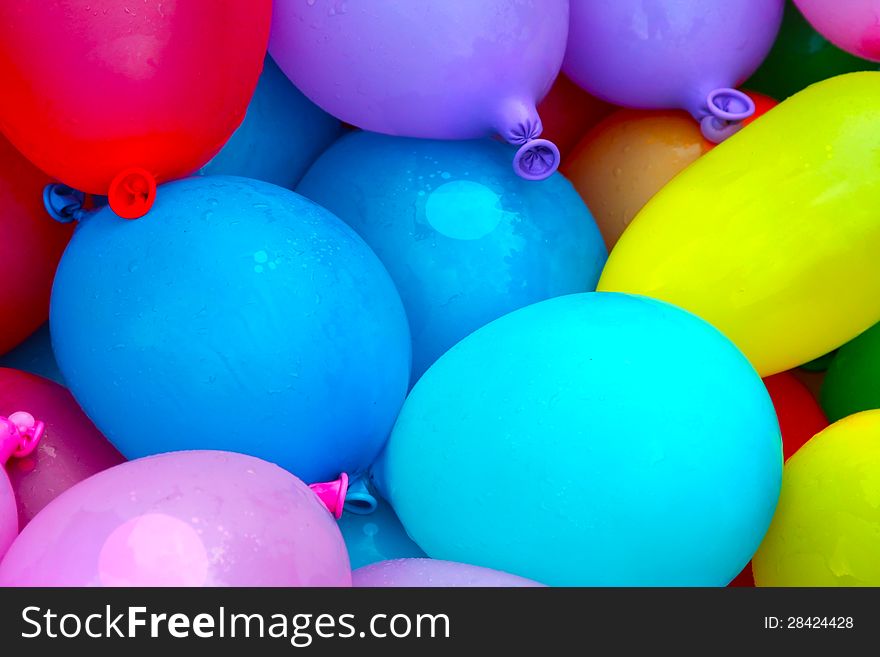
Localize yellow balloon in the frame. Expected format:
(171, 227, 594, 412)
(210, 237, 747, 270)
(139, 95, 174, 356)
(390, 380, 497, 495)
(598, 72, 880, 376)
(752, 410, 880, 586)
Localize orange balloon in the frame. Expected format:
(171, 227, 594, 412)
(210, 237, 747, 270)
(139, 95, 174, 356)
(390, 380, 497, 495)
(563, 109, 710, 250)
(563, 92, 777, 250)
(537, 74, 615, 159)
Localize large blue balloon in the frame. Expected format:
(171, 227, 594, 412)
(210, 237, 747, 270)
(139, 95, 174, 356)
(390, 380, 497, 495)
(200, 56, 341, 188)
(298, 133, 607, 381)
(50, 176, 411, 483)
(0, 323, 64, 385)
(375, 292, 782, 586)
(338, 495, 426, 570)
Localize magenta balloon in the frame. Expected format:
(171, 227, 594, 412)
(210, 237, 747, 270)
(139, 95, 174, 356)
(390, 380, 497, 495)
(0, 368, 124, 527)
(794, 0, 880, 62)
(0, 451, 352, 587)
(269, 0, 568, 180)
(0, 474, 13, 560)
(352, 558, 544, 587)
(563, 0, 783, 142)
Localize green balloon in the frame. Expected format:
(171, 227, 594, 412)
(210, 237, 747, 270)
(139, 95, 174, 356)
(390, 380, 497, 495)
(746, 1, 879, 100)
(800, 350, 837, 372)
(821, 323, 880, 422)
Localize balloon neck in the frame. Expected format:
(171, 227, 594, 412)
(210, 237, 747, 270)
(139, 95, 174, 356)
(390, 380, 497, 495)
(43, 184, 100, 224)
(343, 475, 378, 515)
(107, 168, 157, 220)
(0, 412, 44, 466)
(698, 88, 755, 144)
(309, 472, 349, 519)
(494, 98, 560, 181)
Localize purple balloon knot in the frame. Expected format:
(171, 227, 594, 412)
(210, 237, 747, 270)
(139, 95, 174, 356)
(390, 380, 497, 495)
(700, 88, 755, 144)
(513, 139, 560, 181)
(505, 118, 543, 145)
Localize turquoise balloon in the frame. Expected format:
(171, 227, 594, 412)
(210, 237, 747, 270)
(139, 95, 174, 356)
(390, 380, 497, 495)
(298, 132, 606, 381)
(200, 56, 341, 188)
(375, 293, 782, 586)
(338, 495, 426, 569)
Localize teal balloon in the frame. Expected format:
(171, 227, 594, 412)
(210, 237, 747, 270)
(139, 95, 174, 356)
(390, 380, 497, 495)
(338, 495, 426, 569)
(298, 132, 606, 381)
(375, 293, 782, 586)
(200, 56, 341, 188)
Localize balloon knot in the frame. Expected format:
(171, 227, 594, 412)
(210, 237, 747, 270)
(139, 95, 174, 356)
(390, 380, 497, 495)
(344, 475, 379, 515)
(505, 118, 543, 146)
(513, 139, 560, 181)
(0, 411, 44, 464)
(700, 88, 755, 144)
(108, 168, 157, 220)
(43, 184, 92, 223)
(309, 472, 349, 519)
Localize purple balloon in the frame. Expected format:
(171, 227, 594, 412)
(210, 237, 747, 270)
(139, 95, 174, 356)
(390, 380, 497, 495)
(0, 451, 352, 587)
(269, 0, 568, 180)
(352, 559, 544, 587)
(563, 0, 784, 142)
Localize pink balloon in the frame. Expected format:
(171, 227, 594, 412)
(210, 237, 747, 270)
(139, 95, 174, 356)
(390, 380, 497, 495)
(269, 0, 568, 180)
(0, 368, 123, 526)
(0, 456, 16, 559)
(794, 0, 880, 62)
(352, 558, 544, 587)
(0, 451, 352, 586)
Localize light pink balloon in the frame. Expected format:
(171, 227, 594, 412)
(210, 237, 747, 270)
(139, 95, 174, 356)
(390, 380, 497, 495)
(794, 0, 880, 61)
(0, 451, 352, 586)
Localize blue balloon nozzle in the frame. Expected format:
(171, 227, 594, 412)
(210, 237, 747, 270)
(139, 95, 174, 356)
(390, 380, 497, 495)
(344, 475, 379, 515)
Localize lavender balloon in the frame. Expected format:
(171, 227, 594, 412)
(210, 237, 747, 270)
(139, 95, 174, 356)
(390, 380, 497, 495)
(0, 451, 352, 587)
(563, 0, 784, 142)
(353, 559, 544, 587)
(269, 0, 568, 180)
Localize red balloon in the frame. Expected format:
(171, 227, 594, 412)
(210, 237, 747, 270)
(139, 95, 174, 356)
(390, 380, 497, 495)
(0, 136, 73, 356)
(0, 368, 124, 527)
(0, 1, 271, 218)
(729, 370, 827, 587)
(538, 74, 615, 159)
(740, 91, 778, 128)
(764, 371, 829, 461)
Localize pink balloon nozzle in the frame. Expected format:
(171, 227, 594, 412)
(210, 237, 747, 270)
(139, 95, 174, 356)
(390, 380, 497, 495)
(0, 411, 44, 465)
(699, 88, 755, 144)
(309, 472, 349, 519)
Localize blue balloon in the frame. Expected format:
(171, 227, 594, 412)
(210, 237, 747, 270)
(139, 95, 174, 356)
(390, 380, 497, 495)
(298, 133, 607, 381)
(0, 323, 64, 385)
(200, 56, 341, 188)
(375, 293, 782, 586)
(50, 176, 411, 483)
(338, 495, 426, 570)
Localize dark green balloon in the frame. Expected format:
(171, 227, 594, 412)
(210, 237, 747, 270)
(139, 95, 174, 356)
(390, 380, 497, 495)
(821, 323, 880, 422)
(745, 1, 879, 100)
(799, 350, 837, 372)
